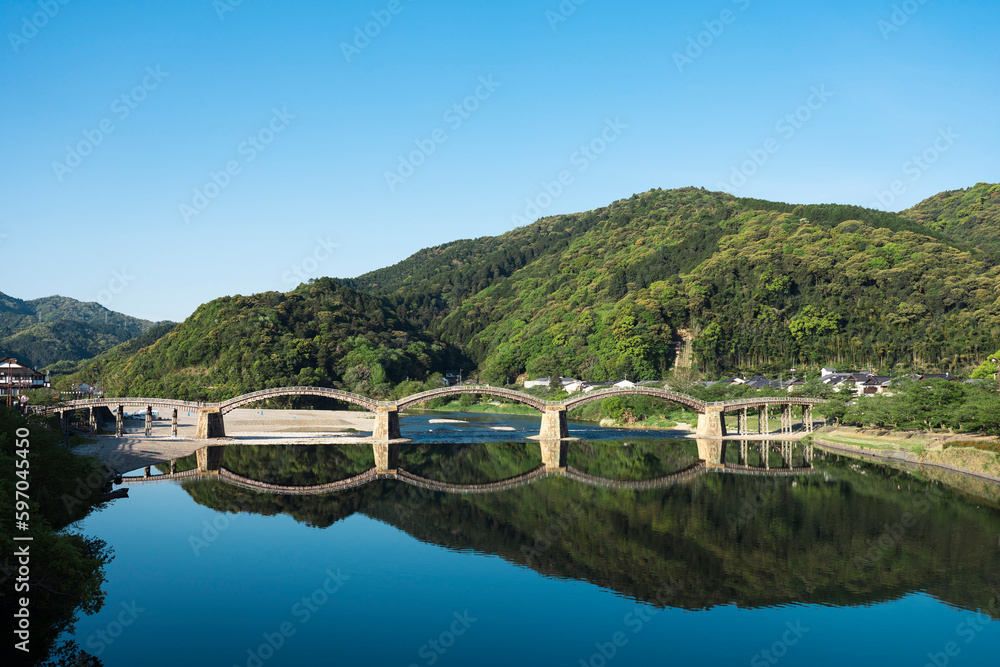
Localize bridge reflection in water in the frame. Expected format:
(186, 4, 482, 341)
(118, 439, 815, 496)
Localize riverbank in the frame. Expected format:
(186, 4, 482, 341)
(812, 426, 1000, 484)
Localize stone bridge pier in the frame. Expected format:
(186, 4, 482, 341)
(696, 439, 724, 468)
(533, 406, 570, 440)
(696, 406, 727, 438)
(195, 409, 226, 439)
(373, 442, 400, 472)
(196, 446, 224, 473)
(372, 407, 401, 442)
(539, 439, 568, 471)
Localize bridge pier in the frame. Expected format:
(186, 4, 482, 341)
(696, 439, 723, 468)
(739, 440, 748, 465)
(116, 406, 124, 437)
(539, 439, 568, 471)
(169, 460, 177, 474)
(171, 408, 178, 437)
(373, 442, 400, 472)
(372, 407, 401, 442)
(196, 445, 224, 473)
(761, 442, 770, 470)
(696, 406, 726, 438)
(760, 405, 769, 434)
(88, 407, 97, 433)
(144, 406, 153, 437)
(536, 406, 569, 440)
(195, 409, 226, 439)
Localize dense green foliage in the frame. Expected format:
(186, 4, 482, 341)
(901, 182, 1000, 261)
(0, 407, 113, 665)
(353, 186, 1000, 380)
(73, 278, 466, 401)
(820, 379, 1000, 432)
(0, 292, 170, 370)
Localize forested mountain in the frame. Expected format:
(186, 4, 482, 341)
(80, 184, 1000, 398)
(76, 278, 466, 400)
(900, 182, 1000, 260)
(0, 292, 169, 369)
(355, 187, 1000, 380)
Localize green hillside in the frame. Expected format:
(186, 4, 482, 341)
(92, 185, 1000, 397)
(365, 187, 998, 378)
(0, 292, 170, 369)
(900, 182, 1000, 260)
(81, 277, 466, 400)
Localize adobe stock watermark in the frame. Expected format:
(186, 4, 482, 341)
(234, 568, 349, 667)
(511, 117, 627, 225)
(282, 237, 339, 285)
(869, 127, 958, 211)
(672, 0, 751, 73)
(384, 75, 501, 192)
(717, 85, 833, 193)
(189, 512, 239, 556)
(52, 66, 169, 182)
(341, 0, 414, 63)
(878, 0, 931, 40)
(407, 610, 477, 667)
(214, 0, 248, 21)
(7, 0, 73, 53)
(577, 582, 676, 667)
(546, 0, 586, 31)
(179, 107, 295, 224)
(920, 590, 999, 667)
(750, 620, 810, 666)
(96, 268, 134, 308)
(84, 600, 145, 658)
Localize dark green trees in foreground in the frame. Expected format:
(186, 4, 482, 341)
(1, 407, 113, 666)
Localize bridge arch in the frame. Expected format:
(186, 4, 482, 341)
(48, 397, 205, 413)
(562, 387, 708, 413)
(395, 385, 548, 412)
(218, 386, 381, 414)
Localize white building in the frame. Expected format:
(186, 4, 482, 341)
(0, 357, 50, 398)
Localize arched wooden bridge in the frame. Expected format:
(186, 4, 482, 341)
(47, 384, 823, 441)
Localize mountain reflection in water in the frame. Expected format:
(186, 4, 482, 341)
(141, 439, 1000, 618)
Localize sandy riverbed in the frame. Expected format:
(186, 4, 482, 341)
(73, 409, 377, 472)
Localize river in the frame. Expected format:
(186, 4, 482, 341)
(62, 412, 1000, 666)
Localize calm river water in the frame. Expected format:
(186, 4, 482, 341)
(64, 412, 1000, 666)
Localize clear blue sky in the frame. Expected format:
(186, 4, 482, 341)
(2, 0, 997, 322)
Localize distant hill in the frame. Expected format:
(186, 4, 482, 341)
(81, 278, 466, 401)
(0, 292, 172, 369)
(900, 182, 1000, 260)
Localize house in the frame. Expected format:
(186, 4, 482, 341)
(855, 375, 893, 395)
(614, 379, 636, 389)
(0, 357, 50, 398)
(524, 377, 582, 390)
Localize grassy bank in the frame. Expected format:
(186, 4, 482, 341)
(813, 426, 1000, 482)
